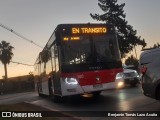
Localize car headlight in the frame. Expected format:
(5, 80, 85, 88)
(118, 81, 124, 87)
(115, 72, 124, 88)
(136, 74, 140, 78)
(64, 78, 78, 85)
(134, 71, 140, 78)
(115, 72, 124, 80)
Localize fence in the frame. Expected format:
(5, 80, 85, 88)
(0, 79, 35, 95)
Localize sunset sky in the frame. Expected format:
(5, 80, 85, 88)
(0, 0, 160, 79)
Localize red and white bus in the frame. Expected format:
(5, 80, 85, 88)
(34, 23, 123, 102)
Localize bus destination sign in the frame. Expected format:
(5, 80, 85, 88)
(72, 27, 107, 34)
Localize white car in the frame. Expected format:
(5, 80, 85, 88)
(116, 65, 140, 87)
(123, 68, 140, 86)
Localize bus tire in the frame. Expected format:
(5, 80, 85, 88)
(130, 83, 137, 87)
(50, 93, 63, 103)
(93, 91, 101, 97)
(37, 83, 42, 96)
(53, 95, 63, 103)
(48, 79, 63, 103)
(38, 90, 41, 96)
(156, 85, 160, 100)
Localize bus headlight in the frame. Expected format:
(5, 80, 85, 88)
(64, 78, 78, 85)
(115, 72, 124, 80)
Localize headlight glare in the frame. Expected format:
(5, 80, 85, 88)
(64, 78, 78, 85)
(115, 72, 124, 80)
(118, 82, 124, 87)
(134, 71, 139, 78)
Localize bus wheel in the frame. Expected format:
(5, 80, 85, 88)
(37, 83, 42, 96)
(53, 95, 63, 103)
(50, 93, 63, 103)
(92, 91, 101, 97)
(130, 83, 137, 87)
(48, 80, 63, 103)
(156, 86, 160, 100)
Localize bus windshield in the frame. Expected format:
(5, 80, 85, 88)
(61, 34, 120, 65)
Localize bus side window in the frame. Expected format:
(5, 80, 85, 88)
(54, 46, 59, 72)
(51, 46, 55, 72)
(45, 50, 52, 76)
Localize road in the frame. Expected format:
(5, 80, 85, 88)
(0, 85, 160, 119)
(28, 85, 160, 111)
(0, 92, 39, 104)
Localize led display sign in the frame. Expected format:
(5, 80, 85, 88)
(72, 27, 107, 34)
(63, 37, 80, 41)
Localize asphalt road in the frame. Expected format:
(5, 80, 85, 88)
(0, 85, 160, 120)
(28, 85, 160, 111)
(0, 92, 39, 104)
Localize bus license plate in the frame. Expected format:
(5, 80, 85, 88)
(93, 84, 103, 89)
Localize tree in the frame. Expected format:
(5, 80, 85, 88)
(125, 55, 139, 71)
(28, 71, 34, 81)
(90, 0, 147, 57)
(40, 48, 51, 64)
(151, 43, 160, 48)
(0, 41, 14, 80)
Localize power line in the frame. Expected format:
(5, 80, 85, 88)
(0, 23, 43, 48)
(10, 61, 34, 66)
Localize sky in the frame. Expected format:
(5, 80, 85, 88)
(0, 0, 160, 79)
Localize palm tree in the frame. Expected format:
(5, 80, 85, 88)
(0, 41, 14, 80)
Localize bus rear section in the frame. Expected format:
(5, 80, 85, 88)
(34, 24, 123, 101)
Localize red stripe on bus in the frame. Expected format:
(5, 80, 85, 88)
(60, 68, 123, 86)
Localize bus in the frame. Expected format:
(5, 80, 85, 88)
(34, 23, 123, 102)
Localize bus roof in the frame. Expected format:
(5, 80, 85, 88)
(56, 23, 113, 27)
(55, 23, 112, 28)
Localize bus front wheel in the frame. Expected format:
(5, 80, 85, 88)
(52, 95, 63, 103)
(92, 91, 101, 97)
(48, 79, 63, 103)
